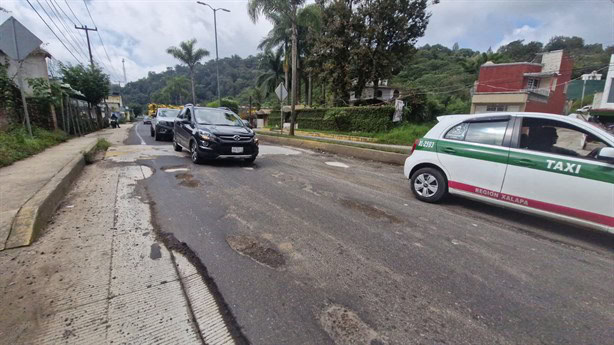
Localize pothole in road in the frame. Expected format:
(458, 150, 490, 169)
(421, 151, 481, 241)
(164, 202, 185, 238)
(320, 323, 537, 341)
(175, 173, 201, 188)
(340, 199, 401, 223)
(320, 304, 387, 345)
(226, 235, 285, 269)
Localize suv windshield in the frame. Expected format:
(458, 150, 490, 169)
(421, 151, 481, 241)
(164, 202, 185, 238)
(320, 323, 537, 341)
(195, 108, 243, 126)
(158, 109, 180, 118)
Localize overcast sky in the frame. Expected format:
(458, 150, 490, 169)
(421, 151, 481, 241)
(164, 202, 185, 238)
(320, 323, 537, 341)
(2, 0, 613, 83)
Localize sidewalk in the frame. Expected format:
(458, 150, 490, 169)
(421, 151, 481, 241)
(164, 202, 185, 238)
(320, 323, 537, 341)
(256, 128, 411, 153)
(0, 126, 237, 344)
(0, 126, 129, 251)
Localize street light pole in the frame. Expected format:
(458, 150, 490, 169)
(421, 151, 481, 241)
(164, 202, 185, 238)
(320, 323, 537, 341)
(196, 1, 230, 107)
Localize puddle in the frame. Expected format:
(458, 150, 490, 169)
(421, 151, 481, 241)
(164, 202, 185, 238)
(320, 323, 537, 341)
(150, 243, 162, 260)
(175, 173, 201, 188)
(320, 305, 386, 345)
(326, 162, 349, 168)
(226, 235, 285, 269)
(340, 199, 401, 223)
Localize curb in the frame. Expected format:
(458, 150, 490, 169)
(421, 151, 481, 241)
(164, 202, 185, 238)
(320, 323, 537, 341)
(4, 139, 99, 249)
(259, 134, 408, 165)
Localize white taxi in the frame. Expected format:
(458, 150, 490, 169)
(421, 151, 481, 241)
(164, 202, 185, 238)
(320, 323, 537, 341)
(404, 112, 614, 233)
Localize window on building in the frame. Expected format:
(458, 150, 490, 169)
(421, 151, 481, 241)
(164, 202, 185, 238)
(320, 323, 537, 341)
(527, 78, 540, 90)
(486, 104, 507, 112)
(376, 90, 383, 98)
(444, 120, 509, 146)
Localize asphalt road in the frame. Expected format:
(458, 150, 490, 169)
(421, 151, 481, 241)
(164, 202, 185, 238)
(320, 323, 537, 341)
(127, 121, 614, 345)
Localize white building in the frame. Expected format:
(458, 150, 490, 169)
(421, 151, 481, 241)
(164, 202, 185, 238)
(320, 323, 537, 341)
(591, 54, 614, 116)
(349, 80, 401, 103)
(0, 17, 52, 96)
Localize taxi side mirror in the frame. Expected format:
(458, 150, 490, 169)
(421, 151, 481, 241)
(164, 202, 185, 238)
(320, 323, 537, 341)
(597, 147, 614, 163)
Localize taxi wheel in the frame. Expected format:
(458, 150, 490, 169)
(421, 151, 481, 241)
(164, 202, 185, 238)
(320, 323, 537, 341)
(410, 167, 447, 203)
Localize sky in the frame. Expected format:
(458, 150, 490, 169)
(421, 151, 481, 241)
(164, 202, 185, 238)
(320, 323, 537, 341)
(2, 0, 613, 83)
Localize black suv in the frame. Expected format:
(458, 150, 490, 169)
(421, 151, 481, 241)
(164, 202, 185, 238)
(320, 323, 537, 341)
(173, 105, 259, 164)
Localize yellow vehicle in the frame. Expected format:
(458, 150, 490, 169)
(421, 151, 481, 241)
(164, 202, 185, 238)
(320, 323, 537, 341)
(147, 103, 183, 117)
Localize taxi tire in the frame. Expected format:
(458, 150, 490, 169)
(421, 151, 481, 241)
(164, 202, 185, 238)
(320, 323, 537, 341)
(410, 167, 447, 203)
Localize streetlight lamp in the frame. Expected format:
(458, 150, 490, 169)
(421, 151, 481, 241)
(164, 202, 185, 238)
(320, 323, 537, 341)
(196, 1, 230, 107)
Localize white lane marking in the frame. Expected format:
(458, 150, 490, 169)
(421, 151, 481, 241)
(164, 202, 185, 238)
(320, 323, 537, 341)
(243, 167, 254, 170)
(325, 161, 349, 168)
(136, 123, 146, 145)
(164, 168, 189, 173)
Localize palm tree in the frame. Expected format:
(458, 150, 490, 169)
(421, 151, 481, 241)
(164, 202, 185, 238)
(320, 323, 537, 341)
(166, 39, 209, 104)
(256, 48, 284, 97)
(248, 0, 305, 136)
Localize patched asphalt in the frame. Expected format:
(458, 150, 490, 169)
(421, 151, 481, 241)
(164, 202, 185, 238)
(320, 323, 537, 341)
(128, 121, 614, 345)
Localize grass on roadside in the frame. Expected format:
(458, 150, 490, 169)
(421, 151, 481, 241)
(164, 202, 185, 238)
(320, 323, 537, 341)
(84, 138, 111, 164)
(274, 122, 434, 146)
(0, 126, 70, 168)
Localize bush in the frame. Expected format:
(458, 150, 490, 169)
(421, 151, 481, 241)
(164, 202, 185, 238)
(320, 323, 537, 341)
(296, 106, 397, 132)
(206, 98, 239, 114)
(0, 126, 69, 167)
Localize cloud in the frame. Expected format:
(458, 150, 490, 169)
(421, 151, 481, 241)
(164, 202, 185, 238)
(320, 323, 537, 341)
(2, 0, 612, 81)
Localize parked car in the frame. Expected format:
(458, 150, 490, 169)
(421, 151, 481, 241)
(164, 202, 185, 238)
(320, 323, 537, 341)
(150, 108, 181, 141)
(173, 105, 259, 164)
(404, 112, 614, 233)
(143, 115, 152, 124)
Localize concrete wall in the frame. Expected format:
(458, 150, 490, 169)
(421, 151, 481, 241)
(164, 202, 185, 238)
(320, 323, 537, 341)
(2, 52, 49, 96)
(525, 51, 573, 114)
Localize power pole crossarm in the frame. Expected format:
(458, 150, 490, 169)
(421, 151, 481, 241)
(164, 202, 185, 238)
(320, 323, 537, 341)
(75, 25, 98, 67)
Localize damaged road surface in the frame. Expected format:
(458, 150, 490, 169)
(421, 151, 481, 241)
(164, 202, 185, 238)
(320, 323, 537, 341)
(126, 122, 614, 345)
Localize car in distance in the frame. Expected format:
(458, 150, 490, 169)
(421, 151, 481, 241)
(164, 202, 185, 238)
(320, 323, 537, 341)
(404, 112, 614, 233)
(143, 115, 152, 124)
(173, 105, 259, 164)
(150, 108, 181, 141)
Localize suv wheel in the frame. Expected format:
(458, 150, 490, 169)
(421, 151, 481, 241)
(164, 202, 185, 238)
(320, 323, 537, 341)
(190, 142, 202, 164)
(173, 136, 182, 152)
(150, 126, 154, 137)
(154, 127, 160, 141)
(410, 167, 447, 203)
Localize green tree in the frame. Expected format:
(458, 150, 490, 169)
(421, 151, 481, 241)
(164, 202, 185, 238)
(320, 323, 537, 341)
(166, 39, 210, 104)
(61, 64, 110, 128)
(248, 0, 306, 135)
(163, 76, 191, 105)
(351, 0, 433, 100)
(497, 40, 543, 62)
(256, 48, 284, 97)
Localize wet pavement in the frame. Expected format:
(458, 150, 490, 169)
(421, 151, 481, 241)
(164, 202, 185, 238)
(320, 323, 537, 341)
(126, 121, 614, 345)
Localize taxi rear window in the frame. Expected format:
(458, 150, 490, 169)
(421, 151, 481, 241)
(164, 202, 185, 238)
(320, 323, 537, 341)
(445, 120, 509, 146)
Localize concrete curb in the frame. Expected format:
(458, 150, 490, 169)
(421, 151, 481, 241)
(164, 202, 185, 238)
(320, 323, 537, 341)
(4, 139, 99, 249)
(259, 134, 407, 165)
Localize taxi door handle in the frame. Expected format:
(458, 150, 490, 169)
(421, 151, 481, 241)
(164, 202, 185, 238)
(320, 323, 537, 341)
(516, 158, 534, 166)
(443, 147, 456, 153)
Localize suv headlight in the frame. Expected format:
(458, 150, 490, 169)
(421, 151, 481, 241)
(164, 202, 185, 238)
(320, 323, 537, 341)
(199, 130, 214, 141)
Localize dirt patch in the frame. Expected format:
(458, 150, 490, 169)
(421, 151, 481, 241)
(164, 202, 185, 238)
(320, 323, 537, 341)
(175, 173, 201, 188)
(226, 235, 285, 269)
(320, 304, 387, 345)
(340, 199, 401, 223)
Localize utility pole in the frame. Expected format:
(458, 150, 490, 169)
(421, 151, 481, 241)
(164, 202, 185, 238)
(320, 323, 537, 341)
(75, 25, 97, 66)
(122, 58, 127, 84)
(196, 2, 230, 107)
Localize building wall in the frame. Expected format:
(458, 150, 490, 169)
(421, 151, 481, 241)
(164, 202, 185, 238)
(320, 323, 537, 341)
(2, 52, 49, 95)
(475, 63, 542, 92)
(599, 54, 614, 109)
(525, 51, 573, 114)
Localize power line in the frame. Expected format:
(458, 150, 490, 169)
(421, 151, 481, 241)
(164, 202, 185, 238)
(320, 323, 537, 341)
(82, 0, 122, 79)
(35, 0, 89, 61)
(25, 0, 84, 65)
(64, 0, 83, 26)
(45, 0, 89, 52)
